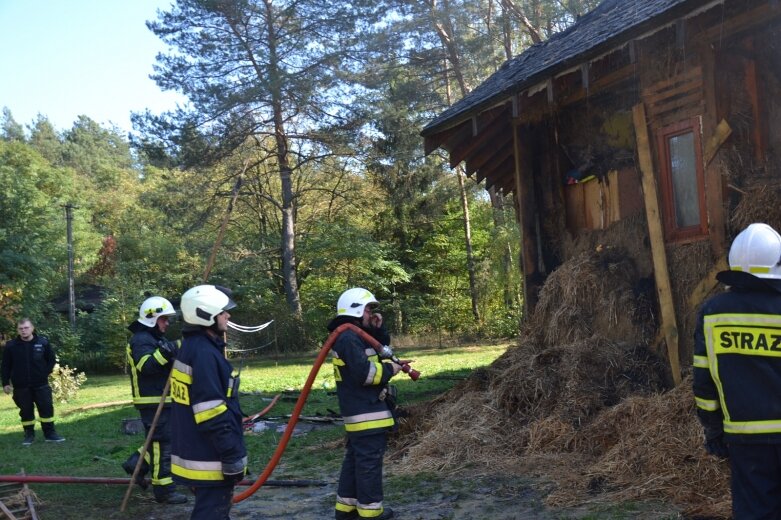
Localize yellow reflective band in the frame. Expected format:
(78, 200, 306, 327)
(364, 362, 378, 386)
(336, 503, 357, 513)
(371, 362, 383, 385)
(153, 349, 167, 366)
(333, 358, 346, 366)
(693, 355, 709, 368)
(344, 417, 394, 432)
(171, 464, 223, 481)
(194, 403, 228, 424)
(357, 506, 385, 518)
(695, 397, 720, 411)
(39, 416, 54, 423)
(725, 419, 781, 434)
(172, 368, 192, 384)
(170, 378, 190, 405)
(21, 420, 35, 426)
(137, 354, 152, 371)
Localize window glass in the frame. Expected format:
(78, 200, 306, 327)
(668, 131, 700, 228)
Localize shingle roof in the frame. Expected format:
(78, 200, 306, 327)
(421, 0, 714, 136)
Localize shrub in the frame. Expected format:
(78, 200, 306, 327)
(49, 363, 87, 403)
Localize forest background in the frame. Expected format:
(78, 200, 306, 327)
(0, 0, 598, 372)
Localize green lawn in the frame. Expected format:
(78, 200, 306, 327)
(0, 342, 509, 519)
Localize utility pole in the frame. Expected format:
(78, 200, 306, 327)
(63, 203, 77, 330)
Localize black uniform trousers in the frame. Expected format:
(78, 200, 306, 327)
(12, 384, 54, 431)
(729, 443, 781, 520)
(138, 407, 177, 499)
(190, 485, 234, 520)
(338, 432, 387, 513)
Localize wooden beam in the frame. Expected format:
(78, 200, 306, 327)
(512, 121, 540, 318)
(703, 119, 732, 166)
(632, 102, 681, 386)
(474, 142, 514, 183)
(464, 130, 513, 175)
(693, 2, 781, 46)
(701, 45, 726, 256)
(483, 157, 515, 189)
(557, 63, 637, 108)
(423, 121, 467, 155)
(449, 110, 511, 167)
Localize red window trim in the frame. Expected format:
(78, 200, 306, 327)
(655, 117, 708, 242)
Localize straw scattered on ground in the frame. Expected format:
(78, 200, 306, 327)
(390, 247, 731, 519)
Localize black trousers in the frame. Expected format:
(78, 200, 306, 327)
(190, 485, 234, 520)
(139, 407, 177, 498)
(12, 384, 54, 431)
(337, 432, 387, 517)
(730, 443, 781, 520)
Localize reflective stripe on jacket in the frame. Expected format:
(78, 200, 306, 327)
(126, 323, 177, 408)
(694, 286, 781, 443)
(331, 327, 395, 436)
(170, 329, 246, 486)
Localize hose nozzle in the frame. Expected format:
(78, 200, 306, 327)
(378, 345, 420, 381)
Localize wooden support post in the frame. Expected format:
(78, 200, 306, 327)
(703, 119, 732, 166)
(701, 46, 726, 256)
(512, 120, 540, 319)
(632, 103, 682, 386)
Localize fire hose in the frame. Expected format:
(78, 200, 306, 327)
(232, 322, 419, 503)
(0, 475, 326, 487)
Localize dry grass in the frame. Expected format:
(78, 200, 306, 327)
(391, 247, 732, 518)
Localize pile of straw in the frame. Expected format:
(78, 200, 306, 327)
(391, 248, 731, 518)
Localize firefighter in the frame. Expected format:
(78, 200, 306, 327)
(171, 285, 246, 520)
(329, 288, 402, 520)
(1, 317, 64, 445)
(693, 222, 781, 519)
(121, 296, 187, 504)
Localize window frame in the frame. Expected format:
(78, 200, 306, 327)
(655, 117, 708, 242)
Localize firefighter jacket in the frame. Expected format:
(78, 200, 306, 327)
(327, 316, 396, 437)
(126, 321, 179, 409)
(1, 334, 56, 388)
(694, 279, 781, 444)
(170, 328, 246, 487)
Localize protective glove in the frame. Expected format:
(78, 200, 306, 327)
(157, 339, 177, 361)
(703, 427, 729, 460)
(222, 459, 247, 486)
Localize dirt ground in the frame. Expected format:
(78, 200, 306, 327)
(122, 469, 684, 520)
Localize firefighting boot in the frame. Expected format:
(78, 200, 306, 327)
(21, 426, 34, 446)
(371, 507, 394, 520)
(154, 485, 188, 504)
(335, 511, 358, 520)
(122, 451, 149, 490)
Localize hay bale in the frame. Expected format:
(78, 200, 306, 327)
(729, 182, 781, 235)
(548, 379, 730, 519)
(393, 248, 729, 517)
(528, 248, 655, 347)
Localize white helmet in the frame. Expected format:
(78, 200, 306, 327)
(180, 285, 236, 326)
(729, 223, 781, 279)
(337, 288, 379, 318)
(137, 296, 176, 328)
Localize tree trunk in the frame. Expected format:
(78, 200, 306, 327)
(433, 0, 480, 322)
(458, 168, 480, 322)
(264, 0, 302, 317)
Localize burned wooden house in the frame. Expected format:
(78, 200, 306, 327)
(421, 0, 781, 384)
